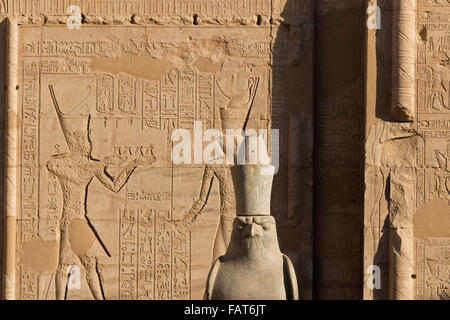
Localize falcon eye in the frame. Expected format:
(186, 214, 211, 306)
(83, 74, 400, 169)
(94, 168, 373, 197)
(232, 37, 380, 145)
(238, 225, 244, 230)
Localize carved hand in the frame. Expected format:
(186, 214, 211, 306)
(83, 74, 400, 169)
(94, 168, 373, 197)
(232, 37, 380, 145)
(163, 217, 192, 234)
(135, 149, 156, 166)
(101, 155, 129, 166)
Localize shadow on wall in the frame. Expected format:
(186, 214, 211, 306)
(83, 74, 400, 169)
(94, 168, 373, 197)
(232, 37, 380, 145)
(271, 0, 315, 300)
(372, 177, 390, 300)
(312, 1, 366, 299)
(372, 0, 395, 300)
(375, 0, 394, 121)
(271, 0, 366, 300)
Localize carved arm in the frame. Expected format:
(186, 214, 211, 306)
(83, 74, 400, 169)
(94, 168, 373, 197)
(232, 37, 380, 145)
(95, 159, 139, 193)
(182, 165, 215, 225)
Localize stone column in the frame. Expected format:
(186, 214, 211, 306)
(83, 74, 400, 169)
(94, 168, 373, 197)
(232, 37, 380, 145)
(2, 18, 18, 300)
(389, 227, 414, 300)
(388, 168, 416, 300)
(391, 0, 416, 121)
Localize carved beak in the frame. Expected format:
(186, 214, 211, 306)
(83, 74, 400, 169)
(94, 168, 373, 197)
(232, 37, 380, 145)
(244, 224, 260, 238)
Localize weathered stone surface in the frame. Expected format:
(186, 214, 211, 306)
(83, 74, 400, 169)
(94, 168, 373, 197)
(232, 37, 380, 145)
(364, 0, 450, 300)
(0, 0, 314, 300)
(0, 0, 447, 301)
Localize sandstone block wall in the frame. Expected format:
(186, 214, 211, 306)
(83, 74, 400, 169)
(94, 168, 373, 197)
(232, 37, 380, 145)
(0, 0, 447, 300)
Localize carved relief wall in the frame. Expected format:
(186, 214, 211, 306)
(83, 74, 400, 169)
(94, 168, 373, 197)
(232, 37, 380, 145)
(0, 0, 314, 300)
(414, 0, 450, 300)
(364, 0, 450, 300)
(4, 0, 448, 301)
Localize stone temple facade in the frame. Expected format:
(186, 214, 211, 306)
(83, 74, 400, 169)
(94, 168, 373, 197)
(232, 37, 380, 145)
(0, 0, 448, 300)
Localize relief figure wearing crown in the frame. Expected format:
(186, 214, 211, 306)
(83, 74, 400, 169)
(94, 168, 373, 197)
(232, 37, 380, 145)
(46, 85, 155, 300)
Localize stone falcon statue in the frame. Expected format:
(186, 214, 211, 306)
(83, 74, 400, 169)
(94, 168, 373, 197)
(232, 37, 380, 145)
(204, 165, 299, 300)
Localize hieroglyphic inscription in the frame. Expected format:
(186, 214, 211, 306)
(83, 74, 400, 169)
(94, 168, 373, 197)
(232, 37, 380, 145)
(92, 69, 216, 132)
(161, 68, 178, 132)
(126, 190, 171, 201)
(14, 23, 276, 300)
(97, 74, 114, 114)
(414, 1, 450, 298)
(416, 238, 450, 300)
(171, 225, 191, 299)
(179, 69, 195, 129)
(20, 268, 39, 300)
(7, 0, 310, 18)
(40, 174, 60, 240)
(418, 0, 450, 31)
(21, 60, 40, 243)
(119, 208, 138, 299)
(142, 80, 161, 129)
(22, 39, 275, 60)
(39, 59, 92, 74)
(154, 211, 172, 300)
(197, 73, 214, 130)
(118, 74, 137, 114)
(417, 0, 450, 205)
(119, 208, 191, 300)
(23, 40, 108, 57)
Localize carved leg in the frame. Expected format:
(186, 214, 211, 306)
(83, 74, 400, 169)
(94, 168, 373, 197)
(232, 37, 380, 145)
(80, 256, 104, 300)
(389, 227, 414, 300)
(211, 216, 234, 262)
(205, 217, 232, 300)
(56, 230, 73, 300)
(220, 215, 234, 246)
(55, 263, 71, 300)
(212, 230, 226, 263)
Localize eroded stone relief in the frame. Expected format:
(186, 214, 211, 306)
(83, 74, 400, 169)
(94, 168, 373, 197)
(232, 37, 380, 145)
(413, 0, 450, 299)
(364, 0, 450, 300)
(1, 0, 313, 300)
(6, 0, 449, 301)
(415, 238, 450, 300)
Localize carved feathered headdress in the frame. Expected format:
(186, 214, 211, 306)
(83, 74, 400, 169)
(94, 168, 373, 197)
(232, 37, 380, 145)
(435, 147, 450, 172)
(219, 77, 260, 133)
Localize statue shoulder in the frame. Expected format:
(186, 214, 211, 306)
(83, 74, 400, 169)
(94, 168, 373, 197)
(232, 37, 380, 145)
(204, 257, 222, 300)
(282, 254, 299, 300)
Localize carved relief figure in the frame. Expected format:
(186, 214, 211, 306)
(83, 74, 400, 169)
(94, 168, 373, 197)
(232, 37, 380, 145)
(179, 77, 260, 262)
(0, 0, 7, 16)
(47, 85, 155, 300)
(434, 142, 450, 204)
(425, 247, 450, 300)
(429, 71, 449, 112)
(180, 165, 235, 261)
